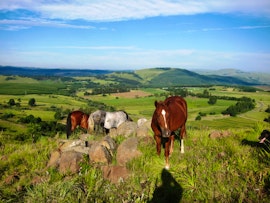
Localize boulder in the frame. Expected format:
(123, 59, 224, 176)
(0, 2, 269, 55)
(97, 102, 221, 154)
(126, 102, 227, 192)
(100, 135, 117, 156)
(137, 120, 152, 137)
(89, 142, 112, 164)
(209, 130, 232, 139)
(46, 149, 61, 168)
(137, 118, 147, 127)
(109, 121, 137, 138)
(59, 151, 83, 174)
(58, 139, 84, 152)
(116, 137, 142, 166)
(117, 121, 137, 137)
(101, 165, 130, 184)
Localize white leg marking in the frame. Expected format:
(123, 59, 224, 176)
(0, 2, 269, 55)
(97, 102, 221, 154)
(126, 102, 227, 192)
(165, 164, 170, 170)
(181, 139, 184, 153)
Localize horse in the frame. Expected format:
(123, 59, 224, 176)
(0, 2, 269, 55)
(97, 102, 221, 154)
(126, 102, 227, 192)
(104, 110, 132, 133)
(88, 110, 107, 134)
(66, 110, 89, 139)
(151, 96, 187, 169)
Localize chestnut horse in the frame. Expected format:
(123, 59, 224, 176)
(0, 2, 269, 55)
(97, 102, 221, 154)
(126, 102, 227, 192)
(151, 96, 187, 169)
(66, 110, 89, 139)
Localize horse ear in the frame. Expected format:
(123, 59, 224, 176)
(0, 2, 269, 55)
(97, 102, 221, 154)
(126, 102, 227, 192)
(155, 101, 158, 107)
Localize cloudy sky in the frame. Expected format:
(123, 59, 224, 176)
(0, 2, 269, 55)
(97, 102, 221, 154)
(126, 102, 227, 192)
(0, 0, 270, 72)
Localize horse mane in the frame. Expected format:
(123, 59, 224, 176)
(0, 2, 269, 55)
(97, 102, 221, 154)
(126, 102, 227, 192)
(121, 110, 133, 121)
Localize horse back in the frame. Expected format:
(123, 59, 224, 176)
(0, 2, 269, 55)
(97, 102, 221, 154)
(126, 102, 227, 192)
(165, 96, 187, 130)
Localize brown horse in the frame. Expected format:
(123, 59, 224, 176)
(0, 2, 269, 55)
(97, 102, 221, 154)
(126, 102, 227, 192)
(66, 110, 89, 139)
(151, 96, 187, 169)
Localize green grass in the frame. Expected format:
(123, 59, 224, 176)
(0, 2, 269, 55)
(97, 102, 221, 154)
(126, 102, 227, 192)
(1, 81, 270, 202)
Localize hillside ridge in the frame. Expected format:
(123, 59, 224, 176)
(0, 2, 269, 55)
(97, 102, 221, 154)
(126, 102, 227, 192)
(1, 66, 269, 86)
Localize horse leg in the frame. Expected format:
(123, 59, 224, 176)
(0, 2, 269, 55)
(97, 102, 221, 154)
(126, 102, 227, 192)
(154, 135, 161, 156)
(180, 139, 184, 153)
(180, 125, 186, 153)
(169, 134, 175, 156)
(164, 137, 171, 170)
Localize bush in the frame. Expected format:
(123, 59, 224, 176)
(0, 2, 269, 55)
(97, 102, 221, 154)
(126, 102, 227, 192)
(28, 98, 36, 107)
(208, 96, 217, 105)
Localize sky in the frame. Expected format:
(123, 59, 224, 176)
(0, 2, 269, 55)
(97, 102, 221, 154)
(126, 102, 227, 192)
(0, 0, 270, 73)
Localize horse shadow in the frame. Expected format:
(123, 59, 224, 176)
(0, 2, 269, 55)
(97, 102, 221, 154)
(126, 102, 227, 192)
(241, 139, 270, 153)
(149, 169, 183, 203)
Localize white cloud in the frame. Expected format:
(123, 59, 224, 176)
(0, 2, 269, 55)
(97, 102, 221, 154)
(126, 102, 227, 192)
(1, 0, 270, 21)
(0, 18, 95, 30)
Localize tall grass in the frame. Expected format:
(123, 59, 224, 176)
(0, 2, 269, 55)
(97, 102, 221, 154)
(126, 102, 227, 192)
(1, 125, 270, 202)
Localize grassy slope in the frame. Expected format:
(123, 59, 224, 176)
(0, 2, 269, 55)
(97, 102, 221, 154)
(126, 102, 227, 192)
(1, 77, 270, 202)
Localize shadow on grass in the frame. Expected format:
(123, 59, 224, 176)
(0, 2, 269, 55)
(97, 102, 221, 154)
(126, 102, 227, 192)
(242, 139, 270, 196)
(241, 139, 270, 153)
(149, 169, 183, 203)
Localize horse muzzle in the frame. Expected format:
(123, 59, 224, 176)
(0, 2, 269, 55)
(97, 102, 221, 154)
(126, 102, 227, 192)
(161, 128, 171, 138)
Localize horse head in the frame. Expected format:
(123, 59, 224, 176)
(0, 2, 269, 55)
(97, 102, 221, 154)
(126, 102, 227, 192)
(155, 101, 171, 138)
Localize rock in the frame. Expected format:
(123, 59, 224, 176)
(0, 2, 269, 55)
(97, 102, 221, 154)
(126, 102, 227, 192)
(108, 121, 137, 138)
(116, 137, 142, 166)
(59, 139, 84, 152)
(47, 149, 61, 168)
(116, 121, 137, 137)
(137, 120, 152, 137)
(100, 135, 117, 156)
(209, 130, 232, 139)
(72, 145, 90, 154)
(89, 142, 112, 164)
(59, 151, 83, 174)
(101, 165, 130, 184)
(137, 118, 147, 127)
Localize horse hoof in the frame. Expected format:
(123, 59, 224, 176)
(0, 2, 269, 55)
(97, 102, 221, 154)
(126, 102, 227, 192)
(165, 165, 170, 170)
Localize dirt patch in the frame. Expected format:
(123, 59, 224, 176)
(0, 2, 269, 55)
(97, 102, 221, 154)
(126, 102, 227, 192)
(112, 90, 151, 98)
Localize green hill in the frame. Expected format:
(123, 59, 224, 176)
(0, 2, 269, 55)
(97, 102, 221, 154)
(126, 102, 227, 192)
(0, 66, 267, 87)
(135, 68, 257, 87)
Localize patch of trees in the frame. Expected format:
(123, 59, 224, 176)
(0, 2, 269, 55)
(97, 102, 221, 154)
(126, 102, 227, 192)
(238, 86, 258, 92)
(18, 114, 65, 141)
(28, 98, 36, 106)
(90, 84, 131, 95)
(208, 96, 217, 105)
(221, 97, 255, 116)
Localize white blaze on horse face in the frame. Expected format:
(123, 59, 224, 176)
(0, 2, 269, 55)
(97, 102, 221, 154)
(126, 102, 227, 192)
(161, 109, 168, 128)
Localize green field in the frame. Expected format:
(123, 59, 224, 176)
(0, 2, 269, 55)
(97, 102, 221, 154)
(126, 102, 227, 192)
(0, 77, 270, 202)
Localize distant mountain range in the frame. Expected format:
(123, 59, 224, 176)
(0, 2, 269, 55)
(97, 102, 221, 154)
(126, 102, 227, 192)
(0, 66, 269, 86)
(0, 66, 113, 76)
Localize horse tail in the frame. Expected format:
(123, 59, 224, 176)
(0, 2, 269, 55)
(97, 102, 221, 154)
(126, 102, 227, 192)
(66, 112, 72, 139)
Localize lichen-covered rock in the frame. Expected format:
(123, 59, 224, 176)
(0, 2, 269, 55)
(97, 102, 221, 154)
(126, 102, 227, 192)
(59, 151, 83, 174)
(101, 165, 130, 184)
(116, 137, 142, 166)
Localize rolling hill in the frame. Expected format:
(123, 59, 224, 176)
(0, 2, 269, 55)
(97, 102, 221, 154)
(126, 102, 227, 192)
(1, 66, 269, 86)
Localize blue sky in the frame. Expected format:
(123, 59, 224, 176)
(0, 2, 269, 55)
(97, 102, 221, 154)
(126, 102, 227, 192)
(0, 1, 270, 73)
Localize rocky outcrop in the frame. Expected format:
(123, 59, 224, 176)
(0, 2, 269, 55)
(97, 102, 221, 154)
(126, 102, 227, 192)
(108, 119, 151, 138)
(46, 118, 152, 182)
